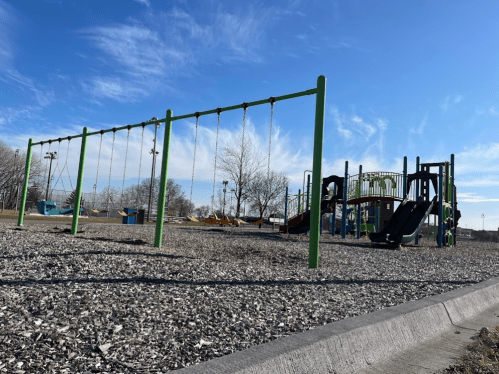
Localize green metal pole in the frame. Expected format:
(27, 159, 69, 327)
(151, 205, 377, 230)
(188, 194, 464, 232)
(71, 127, 88, 235)
(309, 75, 326, 269)
(17, 138, 33, 226)
(154, 110, 173, 248)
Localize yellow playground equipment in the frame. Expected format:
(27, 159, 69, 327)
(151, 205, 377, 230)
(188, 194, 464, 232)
(117, 210, 138, 217)
(202, 214, 240, 227)
(186, 216, 199, 222)
(90, 209, 108, 214)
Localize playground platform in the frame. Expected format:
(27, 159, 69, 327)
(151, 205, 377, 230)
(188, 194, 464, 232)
(176, 277, 499, 374)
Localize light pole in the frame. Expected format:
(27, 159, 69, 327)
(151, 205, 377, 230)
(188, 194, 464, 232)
(44, 151, 58, 201)
(230, 188, 235, 217)
(222, 181, 228, 216)
(147, 119, 159, 222)
(482, 214, 485, 231)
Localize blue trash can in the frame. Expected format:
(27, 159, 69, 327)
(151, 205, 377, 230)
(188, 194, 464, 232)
(122, 208, 136, 225)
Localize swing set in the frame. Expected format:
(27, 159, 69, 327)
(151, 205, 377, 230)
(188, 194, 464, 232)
(18, 75, 327, 268)
(187, 97, 276, 225)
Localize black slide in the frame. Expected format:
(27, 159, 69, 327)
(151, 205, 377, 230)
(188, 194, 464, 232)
(369, 195, 436, 245)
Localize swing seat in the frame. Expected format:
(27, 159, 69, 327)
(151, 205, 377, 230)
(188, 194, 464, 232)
(118, 210, 138, 217)
(91, 209, 108, 214)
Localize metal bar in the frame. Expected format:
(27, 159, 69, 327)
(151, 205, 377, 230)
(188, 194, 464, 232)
(17, 139, 33, 226)
(357, 165, 362, 239)
(171, 89, 317, 122)
(284, 187, 288, 226)
(71, 127, 88, 235)
(309, 76, 326, 269)
(342, 161, 348, 239)
(415, 156, 420, 245)
(403, 156, 407, 199)
(438, 165, 443, 248)
(154, 110, 173, 248)
(332, 184, 336, 236)
(31, 119, 163, 146)
(451, 153, 455, 247)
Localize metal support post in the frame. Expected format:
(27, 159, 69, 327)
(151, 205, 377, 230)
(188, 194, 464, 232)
(71, 127, 88, 235)
(284, 186, 288, 226)
(308, 75, 326, 269)
(438, 165, 443, 248)
(415, 156, 420, 245)
(17, 139, 33, 226)
(332, 185, 336, 236)
(450, 153, 455, 246)
(357, 165, 362, 239)
(403, 156, 407, 200)
(341, 161, 348, 239)
(155, 111, 172, 247)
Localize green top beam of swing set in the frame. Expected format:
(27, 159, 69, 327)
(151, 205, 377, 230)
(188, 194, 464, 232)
(29, 88, 317, 146)
(170, 88, 317, 121)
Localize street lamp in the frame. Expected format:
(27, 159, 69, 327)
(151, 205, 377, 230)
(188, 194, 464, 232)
(482, 214, 485, 231)
(222, 181, 228, 216)
(44, 151, 58, 201)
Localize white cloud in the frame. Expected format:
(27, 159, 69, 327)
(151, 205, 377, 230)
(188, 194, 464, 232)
(409, 113, 427, 135)
(440, 94, 463, 112)
(81, 76, 149, 103)
(132, 0, 150, 6)
(0, 1, 15, 68)
(79, 6, 270, 102)
(1, 69, 55, 107)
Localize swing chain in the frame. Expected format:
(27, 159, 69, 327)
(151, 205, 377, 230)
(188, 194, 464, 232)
(190, 115, 200, 211)
(107, 129, 117, 211)
(121, 126, 131, 207)
(267, 97, 275, 183)
(137, 124, 146, 211)
(212, 109, 222, 213)
(241, 103, 248, 153)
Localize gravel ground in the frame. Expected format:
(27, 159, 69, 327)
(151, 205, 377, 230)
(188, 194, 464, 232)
(1, 221, 499, 373)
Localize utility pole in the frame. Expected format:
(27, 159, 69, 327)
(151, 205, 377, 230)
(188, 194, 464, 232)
(482, 214, 485, 231)
(222, 181, 228, 216)
(44, 151, 58, 201)
(147, 119, 159, 222)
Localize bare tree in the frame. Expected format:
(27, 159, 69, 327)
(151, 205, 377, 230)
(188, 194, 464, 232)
(217, 136, 263, 218)
(247, 171, 289, 223)
(194, 205, 210, 220)
(0, 140, 44, 209)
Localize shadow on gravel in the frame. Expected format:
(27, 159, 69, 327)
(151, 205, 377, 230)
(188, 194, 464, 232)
(0, 250, 198, 262)
(0, 276, 480, 288)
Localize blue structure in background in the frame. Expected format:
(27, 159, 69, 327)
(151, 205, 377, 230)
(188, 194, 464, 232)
(36, 201, 83, 216)
(122, 208, 136, 224)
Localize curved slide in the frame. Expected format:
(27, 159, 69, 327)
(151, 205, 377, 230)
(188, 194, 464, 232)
(369, 194, 437, 245)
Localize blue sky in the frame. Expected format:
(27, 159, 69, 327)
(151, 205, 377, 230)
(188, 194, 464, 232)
(1, 0, 499, 230)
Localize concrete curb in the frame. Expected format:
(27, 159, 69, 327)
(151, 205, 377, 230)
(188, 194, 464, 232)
(177, 276, 499, 374)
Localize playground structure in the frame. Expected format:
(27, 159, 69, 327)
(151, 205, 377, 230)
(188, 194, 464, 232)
(282, 155, 461, 248)
(17, 76, 327, 268)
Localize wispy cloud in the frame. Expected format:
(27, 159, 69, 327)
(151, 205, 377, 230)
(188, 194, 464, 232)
(132, 0, 150, 7)
(79, 6, 270, 102)
(409, 112, 428, 135)
(0, 105, 43, 128)
(0, 1, 15, 68)
(1, 69, 55, 107)
(81, 77, 149, 103)
(440, 94, 463, 112)
(331, 107, 379, 142)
